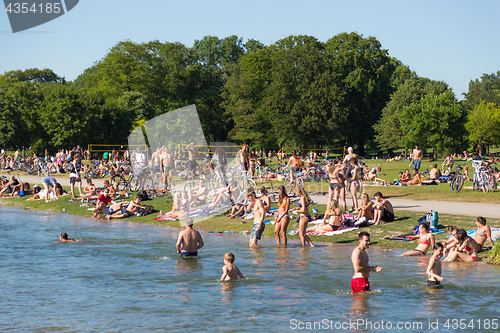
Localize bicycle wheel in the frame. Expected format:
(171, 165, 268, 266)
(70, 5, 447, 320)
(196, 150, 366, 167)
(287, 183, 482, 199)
(283, 175, 293, 195)
(143, 177, 154, 190)
(296, 177, 304, 189)
(450, 175, 464, 193)
(488, 177, 497, 192)
(247, 178, 258, 194)
(184, 181, 196, 193)
(481, 174, 489, 193)
(111, 175, 128, 191)
(130, 176, 141, 192)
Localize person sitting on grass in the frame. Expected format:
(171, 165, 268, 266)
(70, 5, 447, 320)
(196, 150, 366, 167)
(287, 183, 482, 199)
(189, 179, 208, 207)
(355, 193, 374, 221)
(226, 198, 253, 219)
(399, 169, 411, 183)
(208, 180, 240, 208)
(92, 189, 116, 218)
(429, 164, 441, 181)
(364, 168, 387, 185)
(157, 191, 190, 220)
(401, 222, 435, 256)
(80, 179, 96, 203)
(306, 199, 344, 233)
(407, 169, 422, 186)
(106, 195, 146, 220)
(372, 192, 394, 225)
(0, 175, 20, 196)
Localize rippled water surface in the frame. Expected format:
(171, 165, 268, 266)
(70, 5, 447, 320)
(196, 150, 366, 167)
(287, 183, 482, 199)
(1, 206, 500, 332)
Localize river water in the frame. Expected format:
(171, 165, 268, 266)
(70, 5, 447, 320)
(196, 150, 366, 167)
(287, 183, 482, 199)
(1, 206, 500, 332)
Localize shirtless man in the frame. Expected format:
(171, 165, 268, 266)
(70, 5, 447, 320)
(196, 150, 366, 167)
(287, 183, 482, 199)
(176, 218, 204, 258)
(190, 179, 208, 206)
(372, 192, 394, 225)
(187, 142, 198, 174)
(106, 195, 146, 220)
(351, 231, 382, 293)
(474, 216, 494, 252)
(429, 164, 441, 181)
(409, 144, 423, 170)
(161, 146, 174, 187)
(247, 190, 265, 247)
(407, 168, 422, 186)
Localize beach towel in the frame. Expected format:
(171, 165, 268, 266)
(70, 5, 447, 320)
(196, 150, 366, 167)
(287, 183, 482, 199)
(452, 227, 500, 241)
(385, 233, 419, 241)
(287, 226, 358, 236)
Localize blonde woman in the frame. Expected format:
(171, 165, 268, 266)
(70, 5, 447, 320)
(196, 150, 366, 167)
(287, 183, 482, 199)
(306, 199, 343, 233)
(356, 193, 374, 220)
(274, 186, 290, 245)
(293, 186, 314, 247)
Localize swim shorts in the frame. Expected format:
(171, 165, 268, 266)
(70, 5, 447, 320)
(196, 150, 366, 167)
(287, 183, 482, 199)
(351, 277, 370, 293)
(426, 280, 441, 287)
(251, 223, 265, 240)
(181, 252, 198, 258)
(381, 210, 394, 222)
(413, 160, 421, 170)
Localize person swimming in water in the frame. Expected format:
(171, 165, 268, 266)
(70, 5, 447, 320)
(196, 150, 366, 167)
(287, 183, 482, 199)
(426, 242, 444, 287)
(60, 232, 76, 242)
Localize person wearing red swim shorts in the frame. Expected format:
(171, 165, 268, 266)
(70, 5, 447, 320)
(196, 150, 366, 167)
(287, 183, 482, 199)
(351, 231, 382, 293)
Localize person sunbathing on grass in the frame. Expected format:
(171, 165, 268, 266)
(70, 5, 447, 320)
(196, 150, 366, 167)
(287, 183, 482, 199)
(355, 193, 374, 221)
(305, 199, 344, 233)
(80, 179, 96, 203)
(226, 198, 253, 218)
(407, 169, 422, 186)
(106, 195, 146, 220)
(189, 179, 208, 207)
(207, 181, 240, 208)
(401, 222, 435, 256)
(157, 191, 190, 220)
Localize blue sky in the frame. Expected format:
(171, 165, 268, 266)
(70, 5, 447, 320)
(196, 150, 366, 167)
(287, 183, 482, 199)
(1, 0, 499, 100)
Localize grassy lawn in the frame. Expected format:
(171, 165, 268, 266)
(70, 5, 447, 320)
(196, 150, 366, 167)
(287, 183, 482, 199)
(2, 187, 499, 260)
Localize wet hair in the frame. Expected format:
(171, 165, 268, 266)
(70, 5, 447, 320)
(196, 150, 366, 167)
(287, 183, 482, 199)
(477, 216, 486, 226)
(278, 185, 288, 206)
(374, 191, 383, 198)
(260, 186, 267, 195)
(60, 232, 69, 240)
(419, 222, 430, 231)
(358, 231, 370, 240)
(433, 242, 443, 251)
(224, 252, 235, 263)
(456, 229, 467, 243)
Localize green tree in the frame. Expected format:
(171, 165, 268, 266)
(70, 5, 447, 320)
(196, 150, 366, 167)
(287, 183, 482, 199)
(462, 71, 500, 112)
(324, 32, 396, 154)
(0, 68, 64, 90)
(465, 101, 500, 153)
(399, 91, 467, 158)
(374, 78, 449, 151)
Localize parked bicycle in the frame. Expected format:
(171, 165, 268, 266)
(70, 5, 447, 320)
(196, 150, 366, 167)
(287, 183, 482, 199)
(449, 163, 465, 193)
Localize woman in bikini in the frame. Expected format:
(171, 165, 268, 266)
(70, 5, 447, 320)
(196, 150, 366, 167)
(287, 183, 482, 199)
(293, 185, 314, 247)
(445, 229, 480, 262)
(249, 149, 258, 177)
(157, 191, 190, 220)
(274, 185, 290, 245)
(306, 199, 344, 233)
(401, 222, 435, 256)
(349, 161, 362, 211)
(355, 193, 374, 220)
(474, 216, 494, 252)
(328, 161, 346, 212)
(259, 186, 271, 213)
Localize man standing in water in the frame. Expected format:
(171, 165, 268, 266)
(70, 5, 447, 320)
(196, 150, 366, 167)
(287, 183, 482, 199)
(351, 231, 382, 293)
(247, 190, 265, 247)
(176, 218, 204, 258)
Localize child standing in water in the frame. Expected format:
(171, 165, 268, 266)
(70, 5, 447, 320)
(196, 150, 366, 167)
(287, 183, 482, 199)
(220, 253, 245, 281)
(426, 243, 444, 287)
